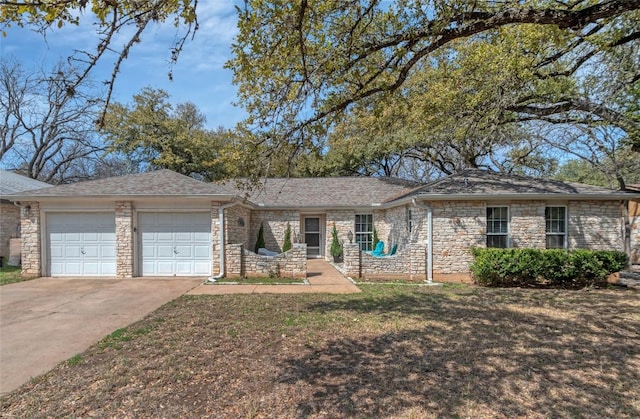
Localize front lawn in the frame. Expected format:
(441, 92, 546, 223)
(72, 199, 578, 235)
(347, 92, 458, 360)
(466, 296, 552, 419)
(0, 265, 25, 286)
(2, 284, 639, 418)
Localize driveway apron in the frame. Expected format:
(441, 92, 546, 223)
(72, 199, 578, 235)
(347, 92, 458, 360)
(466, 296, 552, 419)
(0, 277, 201, 395)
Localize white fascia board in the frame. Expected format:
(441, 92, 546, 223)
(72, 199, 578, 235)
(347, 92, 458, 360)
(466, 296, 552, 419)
(382, 193, 637, 208)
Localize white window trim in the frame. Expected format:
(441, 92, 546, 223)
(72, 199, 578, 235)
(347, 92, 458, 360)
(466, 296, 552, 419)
(545, 205, 568, 249)
(486, 206, 510, 248)
(355, 213, 374, 251)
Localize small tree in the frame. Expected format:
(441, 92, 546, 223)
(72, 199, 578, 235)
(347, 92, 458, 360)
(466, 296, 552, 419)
(372, 226, 379, 249)
(330, 223, 343, 259)
(254, 222, 265, 253)
(282, 222, 292, 252)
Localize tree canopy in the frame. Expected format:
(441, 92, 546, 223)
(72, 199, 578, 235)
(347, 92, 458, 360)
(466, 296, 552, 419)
(0, 0, 199, 124)
(228, 0, 640, 168)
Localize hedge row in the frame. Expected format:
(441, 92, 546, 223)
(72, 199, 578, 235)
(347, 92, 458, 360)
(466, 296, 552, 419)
(469, 248, 628, 288)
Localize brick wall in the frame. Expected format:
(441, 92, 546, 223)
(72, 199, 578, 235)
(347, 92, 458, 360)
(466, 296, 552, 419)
(20, 202, 40, 277)
(115, 201, 134, 278)
(0, 202, 20, 261)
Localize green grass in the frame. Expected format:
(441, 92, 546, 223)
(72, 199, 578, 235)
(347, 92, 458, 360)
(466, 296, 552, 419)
(2, 285, 639, 418)
(214, 276, 306, 285)
(0, 265, 26, 286)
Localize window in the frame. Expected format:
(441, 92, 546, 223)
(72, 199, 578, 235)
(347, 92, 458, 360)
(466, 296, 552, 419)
(486, 207, 509, 248)
(407, 208, 414, 233)
(545, 206, 567, 249)
(355, 214, 373, 251)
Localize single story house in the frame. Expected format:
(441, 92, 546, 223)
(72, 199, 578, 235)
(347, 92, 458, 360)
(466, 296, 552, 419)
(8, 169, 639, 281)
(0, 170, 50, 265)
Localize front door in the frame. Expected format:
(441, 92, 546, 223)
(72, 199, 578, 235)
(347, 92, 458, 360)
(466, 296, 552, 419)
(303, 216, 323, 258)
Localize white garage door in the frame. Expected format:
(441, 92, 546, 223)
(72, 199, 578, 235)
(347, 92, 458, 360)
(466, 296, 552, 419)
(48, 213, 117, 277)
(139, 212, 212, 276)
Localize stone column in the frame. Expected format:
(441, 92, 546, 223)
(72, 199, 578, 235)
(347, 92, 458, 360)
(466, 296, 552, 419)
(20, 202, 41, 277)
(226, 243, 243, 277)
(291, 243, 307, 279)
(343, 243, 361, 278)
(115, 201, 134, 278)
(409, 242, 427, 281)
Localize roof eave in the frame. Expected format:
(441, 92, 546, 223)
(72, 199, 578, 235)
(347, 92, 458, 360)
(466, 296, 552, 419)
(384, 192, 638, 206)
(6, 194, 239, 201)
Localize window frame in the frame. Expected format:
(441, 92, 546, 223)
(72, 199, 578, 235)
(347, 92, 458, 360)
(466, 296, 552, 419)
(545, 206, 568, 249)
(407, 208, 414, 234)
(354, 213, 374, 251)
(486, 206, 510, 248)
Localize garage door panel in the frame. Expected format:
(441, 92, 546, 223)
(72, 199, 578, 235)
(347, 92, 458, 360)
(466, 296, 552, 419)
(47, 212, 116, 277)
(82, 246, 100, 258)
(194, 246, 210, 258)
(175, 245, 192, 257)
(65, 246, 81, 258)
(139, 212, 211, 276)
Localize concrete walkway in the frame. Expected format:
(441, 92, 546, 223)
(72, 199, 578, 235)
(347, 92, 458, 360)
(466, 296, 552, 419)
(0, 277, 202, 395)
(188, 259, 361, 295)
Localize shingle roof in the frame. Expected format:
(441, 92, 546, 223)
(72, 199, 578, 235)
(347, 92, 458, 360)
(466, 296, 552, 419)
(389, 169, 634, 202)
(219, 177, 421, 208)
(0, 170, 50, 197)
(9, 170, 237, 198)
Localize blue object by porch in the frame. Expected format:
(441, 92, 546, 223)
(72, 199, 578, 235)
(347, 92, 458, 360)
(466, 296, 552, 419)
(371, 241, 385, 256)
(389, 243, 398, 256)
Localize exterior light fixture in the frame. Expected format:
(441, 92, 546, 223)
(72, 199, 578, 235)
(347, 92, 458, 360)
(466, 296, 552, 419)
(347, 230, 353, 244)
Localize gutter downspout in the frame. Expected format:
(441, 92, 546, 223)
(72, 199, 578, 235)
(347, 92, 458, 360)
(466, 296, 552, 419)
(208, 201, 238, 282)
(412, 199, 433, 283)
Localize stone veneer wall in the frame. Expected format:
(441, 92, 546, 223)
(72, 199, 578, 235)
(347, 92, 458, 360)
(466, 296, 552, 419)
(373, 206, 413, 253)
(230, 243, 306, 278)
(510, 201, 546, 248)
(226, 205, 251, 245)
(630, 199, 639, 264)
(568, 200, 624, 250)
(0, 202, 20, 261)
(250, 210, 300, 253)
(20, 202, 40, 277)
(115, 201, 134, 278)
(325, 209, 354, 259)
(345, 243, 427, 281)
(431, 201, 485, 275)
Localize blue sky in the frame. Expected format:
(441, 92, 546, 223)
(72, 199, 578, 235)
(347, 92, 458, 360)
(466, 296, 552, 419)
(0, 2, 245, 130)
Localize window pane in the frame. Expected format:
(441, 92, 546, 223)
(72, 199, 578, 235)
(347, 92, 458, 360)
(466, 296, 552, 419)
(305, 233, 320, 247)
(546, 234, 564, 249)
(355, 214, 373, 251)
(487, 235, 508, 248)
(304, 218, 319, 232)
(545, 207, 566, 249)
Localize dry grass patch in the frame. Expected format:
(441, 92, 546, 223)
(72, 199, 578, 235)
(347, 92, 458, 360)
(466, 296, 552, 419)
(1, 285, 639, 418)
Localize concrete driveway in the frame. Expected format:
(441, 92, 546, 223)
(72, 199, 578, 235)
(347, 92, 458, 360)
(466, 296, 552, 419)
(0, 277, 202, 395)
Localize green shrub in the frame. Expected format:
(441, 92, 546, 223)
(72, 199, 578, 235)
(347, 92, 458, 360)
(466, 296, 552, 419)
(282, 222, 292, 252)
(330, 223, 342, 258)
(254, 222, 265, 253)
(470, 248, 627, 288)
